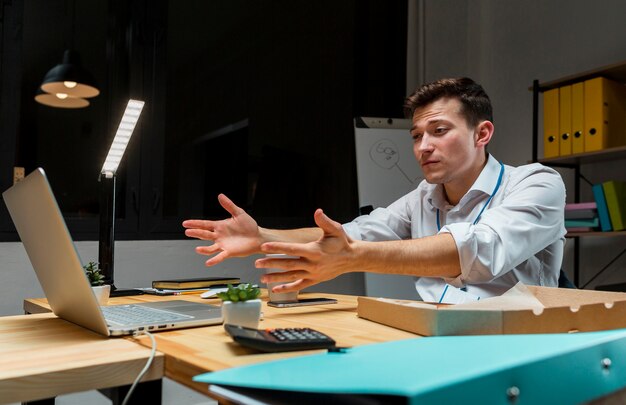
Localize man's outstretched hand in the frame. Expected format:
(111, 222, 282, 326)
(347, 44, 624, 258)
(182, 194, 262, 266)
(256, 209, 356, 292)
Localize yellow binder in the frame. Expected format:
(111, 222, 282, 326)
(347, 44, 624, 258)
(559, 85, 572, 156)
(571, 82, 584, 154)
(584, 77, 626, 152)
(543, 88, 559, 158)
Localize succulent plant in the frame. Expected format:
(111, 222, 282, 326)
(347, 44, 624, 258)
(83, 261, 105, 286)
(217, 283, 260, 302)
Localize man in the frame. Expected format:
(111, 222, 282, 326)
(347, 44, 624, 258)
(183, 77, 566, 303)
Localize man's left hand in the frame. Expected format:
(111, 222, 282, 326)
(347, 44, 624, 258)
(256, 209, 355, 293)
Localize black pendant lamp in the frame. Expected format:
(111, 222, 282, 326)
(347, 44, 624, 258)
(35, 49, 100, 108)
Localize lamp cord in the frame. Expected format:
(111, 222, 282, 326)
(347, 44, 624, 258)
(122, 330, 157, 405)
(69, 0, 76, 50)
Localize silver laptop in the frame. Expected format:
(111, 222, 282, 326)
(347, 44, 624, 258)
(3, 168, 223, 336)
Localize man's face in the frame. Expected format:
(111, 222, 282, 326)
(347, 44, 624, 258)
(410, 97, 482, 186)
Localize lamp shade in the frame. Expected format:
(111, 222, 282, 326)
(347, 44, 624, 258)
(34, 87, 90, 109)
(39, 49, 100, 99)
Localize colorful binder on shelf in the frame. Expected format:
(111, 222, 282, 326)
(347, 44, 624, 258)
(571, 82, 585, 154)
(584, 77, 626, 152)
(566, 227, 595, 233)
(543, 88, 560, 158)
(564, 202, 597, 220)
(565, 218, 599, 228)
(592, 183, 613, 232)
(602, 180, 626, 231)
(558, 85, 572, 156)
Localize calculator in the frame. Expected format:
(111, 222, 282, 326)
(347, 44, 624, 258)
(224, 324, 336, 352)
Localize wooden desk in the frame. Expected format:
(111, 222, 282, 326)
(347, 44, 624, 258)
(22, 293, 626, 405)
(0, 312, 164, 404)
(24, 291, 417, 398)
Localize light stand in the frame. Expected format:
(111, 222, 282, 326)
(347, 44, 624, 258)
(98, 173, 116, 285)
(99, 99, 144, 297)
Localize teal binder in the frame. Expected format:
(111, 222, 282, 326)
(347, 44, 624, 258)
(195, 330, 626, 404)
(564, 217, 599, 228)
(593, 183, 612, 232)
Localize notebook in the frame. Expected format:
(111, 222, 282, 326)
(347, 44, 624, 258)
(3, 168, 223, 336)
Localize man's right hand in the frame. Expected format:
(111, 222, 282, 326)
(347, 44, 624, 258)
(182, 194, 262, 266)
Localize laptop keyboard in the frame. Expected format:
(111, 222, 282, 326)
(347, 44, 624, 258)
(102, 304, 194, 326)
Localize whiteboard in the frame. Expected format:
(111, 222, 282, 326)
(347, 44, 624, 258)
(354, 117, 423, 210)
(354, 117, 424, 299)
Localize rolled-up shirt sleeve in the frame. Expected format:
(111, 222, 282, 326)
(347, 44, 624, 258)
(441, 166, 566, 286)
(343, 204, 411, 241)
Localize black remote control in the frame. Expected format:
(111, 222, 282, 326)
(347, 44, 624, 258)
(224, 324, 336, 352)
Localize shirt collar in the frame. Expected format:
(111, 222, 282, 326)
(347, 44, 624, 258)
(428, 154, 501, 210)
(469, 154, 502, 195)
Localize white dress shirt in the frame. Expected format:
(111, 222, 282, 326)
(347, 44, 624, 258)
(343, 155, 566, 303)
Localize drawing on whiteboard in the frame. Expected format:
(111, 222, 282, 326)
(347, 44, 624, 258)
(369, 139, 413, 184)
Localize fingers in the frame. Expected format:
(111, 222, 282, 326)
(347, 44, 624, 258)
(195, 244, 220, 256)
(259, 242, 311, 258)
(218, 193, 245, 217)
(289, 279, 316, 290)
(269, 278, 316, 293)
(182, 219, 215, 230)
(205, 251, 229, 266)
(314, 209, 352, 243)
(182, 193, 243, 233)
(194, 244, 228, 266)
(313, 209, 343, 235)
(261, 270, 309, 284)
(185, 228, 216, 240)
(255, 255, 302, 270)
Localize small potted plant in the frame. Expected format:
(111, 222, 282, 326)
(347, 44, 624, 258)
(83, 261, 110, 305)
(218, 283, 262, 329)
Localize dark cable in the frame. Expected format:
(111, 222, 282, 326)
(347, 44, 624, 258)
(578, 172, 594, 187)
(580, 247, 626, 289)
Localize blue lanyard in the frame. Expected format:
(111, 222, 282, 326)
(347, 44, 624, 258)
(436, 162, 505, 231)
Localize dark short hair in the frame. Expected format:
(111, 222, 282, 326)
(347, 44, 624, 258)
(403, 77, 493, 127)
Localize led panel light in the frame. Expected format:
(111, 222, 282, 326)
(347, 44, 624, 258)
(101, 100, 145, 176)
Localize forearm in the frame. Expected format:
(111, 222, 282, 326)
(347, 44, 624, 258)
(259, 227, 323, 245)
(351, 233, 461, 278)
(258, 212, 461, 292)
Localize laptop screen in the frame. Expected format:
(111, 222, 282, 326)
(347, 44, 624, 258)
(3, 168, 110, 335)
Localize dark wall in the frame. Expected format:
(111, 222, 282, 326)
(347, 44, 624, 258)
(0, 0, 407, 239)
(162, 0, 407, 228)
(164, 1, 359, 226)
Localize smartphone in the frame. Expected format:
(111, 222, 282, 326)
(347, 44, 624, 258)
(267, 298, 338, 308)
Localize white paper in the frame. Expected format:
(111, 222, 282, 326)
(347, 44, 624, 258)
(375, 282, 545, 311)
(447, 282, 545, 311)
(375, 297, 438, 309)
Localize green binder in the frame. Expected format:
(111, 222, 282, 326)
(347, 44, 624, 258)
(195, 329, 626, 404)
(603, 180, 626, 231)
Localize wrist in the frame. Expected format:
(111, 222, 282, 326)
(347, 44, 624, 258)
(258, 227, 271, 245)
(349, 240, 371, 273)
(258, 227, 286, 247)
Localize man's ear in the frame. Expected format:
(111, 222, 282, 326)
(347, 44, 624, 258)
(474, 120, 494, 148)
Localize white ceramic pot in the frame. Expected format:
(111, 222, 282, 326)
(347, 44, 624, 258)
(92, 285, 111, 305)
(222, 299, 262, 329)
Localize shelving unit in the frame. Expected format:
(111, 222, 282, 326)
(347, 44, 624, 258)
(539, 145, 626, 166)
(531, 60, 626, 288)
(566, 231, 626, 238)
